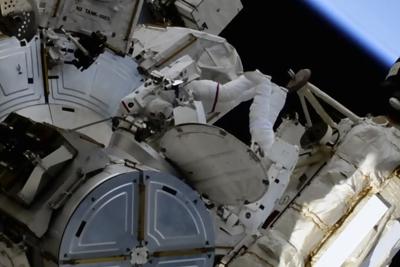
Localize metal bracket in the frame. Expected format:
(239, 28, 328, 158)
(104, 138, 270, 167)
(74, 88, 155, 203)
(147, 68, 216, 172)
(297, 82, 362, 128)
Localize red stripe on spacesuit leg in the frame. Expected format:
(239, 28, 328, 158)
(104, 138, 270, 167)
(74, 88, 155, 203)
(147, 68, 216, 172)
(211, 83, 220, 113)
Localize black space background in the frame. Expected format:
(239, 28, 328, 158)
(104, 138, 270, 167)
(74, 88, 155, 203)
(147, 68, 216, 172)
(216, 1, 400, 265)
(216, 0, 391, 144)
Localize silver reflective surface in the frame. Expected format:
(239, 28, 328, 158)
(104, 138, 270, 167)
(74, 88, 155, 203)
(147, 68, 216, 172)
(59, 171, 214, 267)
(59, 173, 139, 262)
(145, 171, 215, 252)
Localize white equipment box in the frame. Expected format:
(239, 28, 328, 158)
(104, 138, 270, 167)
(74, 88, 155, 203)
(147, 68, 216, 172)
(175, 0, 243, 35)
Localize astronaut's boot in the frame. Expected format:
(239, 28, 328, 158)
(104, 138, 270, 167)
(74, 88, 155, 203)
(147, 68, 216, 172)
(286, 69, 312, 92)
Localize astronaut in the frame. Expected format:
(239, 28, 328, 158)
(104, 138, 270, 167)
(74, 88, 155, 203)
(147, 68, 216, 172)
(119, 67, 311, 156)
(186, 69, 311, 152)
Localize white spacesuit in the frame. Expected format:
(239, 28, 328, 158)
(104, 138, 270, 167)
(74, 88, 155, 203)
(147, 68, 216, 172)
(186, 69, 311, 153)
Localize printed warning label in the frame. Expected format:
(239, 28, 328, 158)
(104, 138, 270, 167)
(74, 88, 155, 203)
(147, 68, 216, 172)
(75, 5, 111, 22)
